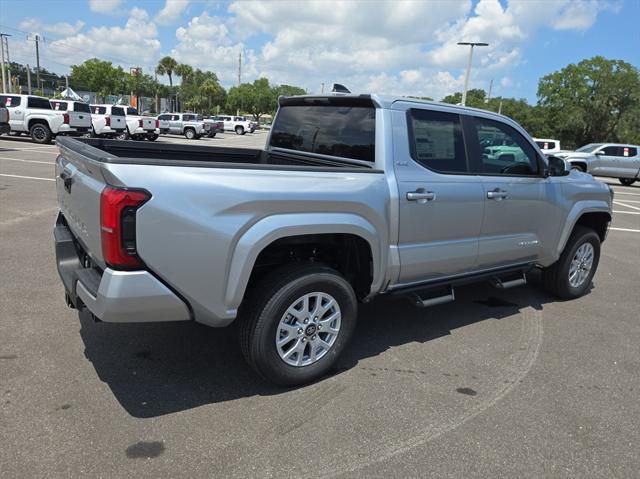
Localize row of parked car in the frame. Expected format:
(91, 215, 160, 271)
(0, 94, 257, 144)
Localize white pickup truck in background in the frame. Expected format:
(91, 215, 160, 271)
(89, 104, 127, 138)
(213, 114, 256, 135)
(120, 105, 159, 141)
(0, 94, 91, 144)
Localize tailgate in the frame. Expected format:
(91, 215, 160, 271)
(55, 145, 107, 266)
(140, 117, 156, 131)
(110, 115, 126, 130)
(67, 111, 92, 129)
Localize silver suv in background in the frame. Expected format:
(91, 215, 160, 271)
(558, 143, 640, 186)
(54, 94, 612, 386)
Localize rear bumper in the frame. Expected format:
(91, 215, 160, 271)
(55, 213, 191, 323)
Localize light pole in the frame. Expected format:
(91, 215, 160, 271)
(457, 41, 488, 106)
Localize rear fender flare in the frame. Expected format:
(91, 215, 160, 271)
(224, 213, 384, 312)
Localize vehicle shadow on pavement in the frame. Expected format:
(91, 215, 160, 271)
(78, 277, 557, 418)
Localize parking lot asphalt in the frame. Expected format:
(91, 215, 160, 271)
(1, 132, 639, 478)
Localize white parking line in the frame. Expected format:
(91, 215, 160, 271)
(613, 210, 640, 215)
(0, 156, 54, 165)
(615, 199, 640, 204)
(0, 173, 55, 182)
(610, 227, 640, 233)
(613, 201, 640, 211)
(615, 191, 640, 197)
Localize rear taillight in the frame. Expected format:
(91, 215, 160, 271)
(155, 119, 159, 128)
(100, 186, 151, 270)
(138, 119, 143, 127)
(105, 115, 111, 127)
(63, 113, 69, 124)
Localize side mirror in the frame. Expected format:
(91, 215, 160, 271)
(547, 155, 571, 176)
(595, 150, 605, 156)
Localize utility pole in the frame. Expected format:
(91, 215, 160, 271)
(321, 82, 324, 94)
(0, 34, 7, 93)
(26, 64, 31, 94)
(457, 41, 488, 106)
(237, 51, 242, 86)
(486, 78, 493, 104)
(31, 34, 41, 92)
(2, 34, 12, 93)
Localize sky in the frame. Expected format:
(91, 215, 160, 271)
(0, 0, 638, 102)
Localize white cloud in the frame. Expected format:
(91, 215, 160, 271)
(88, 0, 124, 15)
(156, 0, 190, 26)
(43, 8, 160, 69)
(20, 18, 85, 36)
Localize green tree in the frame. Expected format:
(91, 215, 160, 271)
(273, 84, 307, 98)
(69, 58, 127, 102)
(537, 56, 640, 148)
(441, 88, 486, 108)
(226, 78, 275, 121)
(155, 56, 178, 110)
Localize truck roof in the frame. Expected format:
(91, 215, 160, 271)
(278, 93, 513, 121)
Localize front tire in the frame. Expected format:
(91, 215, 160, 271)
(542, 226, 601, 299)
(239, 263, 358, 386)
(30, 123, 52, 144)
(619, 178, 636, 186)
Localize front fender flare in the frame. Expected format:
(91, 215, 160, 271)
(556, 200, 611, 257)
(224, 213, 385, 313)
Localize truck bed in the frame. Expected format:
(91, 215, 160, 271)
(57, 137, 377, 171)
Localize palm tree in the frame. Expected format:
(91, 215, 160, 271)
(175, 63, 193, 85)
(200, 79, 221, 111)
(155, 56, 178, 111)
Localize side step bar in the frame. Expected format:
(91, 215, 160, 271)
(411, 287, 455, 308)
(395, 267, 531, 309)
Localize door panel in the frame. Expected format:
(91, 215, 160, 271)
(466, 116, 552, 268)
(392, 107, 484, 285)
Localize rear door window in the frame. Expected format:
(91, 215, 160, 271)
(469, 117, 540, 176)
(50, 100, 68, 111)
(74, 102, 91, 113)
(407, 109, 467, 173)
(270, 103, 376, 162)
(602, 146, 620, 156)
(0, 95, 21, 107)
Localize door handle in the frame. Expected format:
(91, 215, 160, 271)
(407, 190, 436, 202)
(60, 171, 73, 192)
(487, 189, 508, 200)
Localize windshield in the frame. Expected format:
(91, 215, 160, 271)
(576, 143, 603, 153)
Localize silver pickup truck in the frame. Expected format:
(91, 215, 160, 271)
(54, 94, 613, 385)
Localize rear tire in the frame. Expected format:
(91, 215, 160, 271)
(30, 123, 52, 144)
(235, 125, 245, 135)
(619, 178, 636, 186)
(571, 164, 586, 172)
(542, 225, 600, 299)
(184, 128, 196, 140)
(116, 129, 130, 141)
(146, 134, 158, 141)
(239, 263, 358, 386)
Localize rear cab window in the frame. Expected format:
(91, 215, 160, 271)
(111, 106, 125, 116)
(126, 107, 138, 116)
(622, 146, 638, 157)
(74, 102, 91, 113)
(535, 141, 556, 150)
(270, 97, 376, 163)
(92, 105, 107, 114)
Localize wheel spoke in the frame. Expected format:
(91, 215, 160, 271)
(275, 292, 342, 367)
